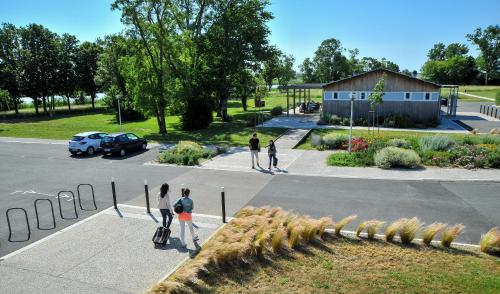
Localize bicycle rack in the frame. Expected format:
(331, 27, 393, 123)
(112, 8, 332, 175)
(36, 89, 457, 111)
(34, 199, 56, 230)
(57, 191, 78, 220)
(77, 184, 98, 211)
(6, 208, 31, 242)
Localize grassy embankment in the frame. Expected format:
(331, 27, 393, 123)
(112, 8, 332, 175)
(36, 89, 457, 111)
(149, 206, 500, 294)
(0, 90, 290, 145)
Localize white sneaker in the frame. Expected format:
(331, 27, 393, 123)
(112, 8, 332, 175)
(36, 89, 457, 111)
(193, 236, 199, 242)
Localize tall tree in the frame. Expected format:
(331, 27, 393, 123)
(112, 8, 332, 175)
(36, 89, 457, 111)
(467, 25, 500, 84)
(312, 38, 350, 82)
(0, 23, 22, 114)
(19, 24, 58, 115)
(427, 43, 446, 60)
(76, 41, 101, 109)
(56, 33, 79, 111)
(207, 0, 272, 121)
(300, 57, 316, 83)
(261, 47, 280, 90)
(276, 53, 295, 87)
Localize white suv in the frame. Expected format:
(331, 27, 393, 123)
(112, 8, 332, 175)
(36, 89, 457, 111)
(68, 132, 108, 155)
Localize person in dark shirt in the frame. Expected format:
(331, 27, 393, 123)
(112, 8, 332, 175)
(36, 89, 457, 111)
(267, 139, 277, 171)
(248, 133, 261, 169)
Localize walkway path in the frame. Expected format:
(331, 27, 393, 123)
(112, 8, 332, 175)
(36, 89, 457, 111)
(459, 92, 495, 101)
(0, 204, 220, 294)
(274, 128, 311, 149)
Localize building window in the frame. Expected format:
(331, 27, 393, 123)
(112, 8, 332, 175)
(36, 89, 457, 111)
(333, 92, 338, 99)
(360, 92, 366, 100)
(323, 91, 333, 100)
(425, 93, 430, 100)
(405, 92, 411, 100)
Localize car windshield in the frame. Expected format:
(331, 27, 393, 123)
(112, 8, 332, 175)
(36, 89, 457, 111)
(102, 136, 115, 143)
(71, 136, 85, 141)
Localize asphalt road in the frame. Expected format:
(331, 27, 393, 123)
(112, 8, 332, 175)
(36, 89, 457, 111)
(1, 139, 499, 256)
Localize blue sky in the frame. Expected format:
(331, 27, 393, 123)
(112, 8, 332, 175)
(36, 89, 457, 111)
(1, 0, 499, 71)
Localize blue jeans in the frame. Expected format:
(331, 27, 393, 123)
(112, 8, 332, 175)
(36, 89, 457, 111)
(160, 209, 173, 228)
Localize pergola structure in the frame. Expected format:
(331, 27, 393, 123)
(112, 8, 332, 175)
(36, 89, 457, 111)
(440, 85, 459, 117)
(277, 83, 324, 116)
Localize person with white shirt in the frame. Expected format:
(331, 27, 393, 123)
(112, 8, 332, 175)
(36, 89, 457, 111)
(157, 183, 173, 228)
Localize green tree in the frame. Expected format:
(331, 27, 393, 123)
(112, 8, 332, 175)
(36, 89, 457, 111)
(276, 53, 295, 87)
(0, 23, 22, 114)
(467, 25, 500, 84)
(427, 43, 446, 60)
(206, 0, 273, 121)
(19, 24, 59, 115)
(56, 33, 79, 111)
(261, 47, 280, 90)
(232, 69, 256, 111)
(300, 57, 316, 83)
(369, 73, 386, 111)
(312, 38, 350, 82)
(76, 41, 102, 110)
(421, 43, 476, 84)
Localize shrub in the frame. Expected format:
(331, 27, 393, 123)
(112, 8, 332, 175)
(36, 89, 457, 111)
(479, 227, 500, 255)
(387, 138, 411, 149)
(420, 150, 454, 167)
(385, 218, 407, 242)
(341, 137, 368, 152)
(481, 135, 500, 145)
(270, 106, 283, 116)
(334, 215, 357, 236)
(399, 217, 422, 244)
(486, 147, 500, 168)
(374, 147, 421, 169)
(215, 144, 230, 155)
(356, 220, 385, 239)
(327, 151, 373, 167)
(422, 222, 447, 246)
(181, 98, 213, 130)
(441, 224, 465, 248)
(319, 113, 341, 125)
(341, 117, 350, 126)
(419, 136, 456, 151)
(322, 134, 348, 149)
(158, 141, 213, 166)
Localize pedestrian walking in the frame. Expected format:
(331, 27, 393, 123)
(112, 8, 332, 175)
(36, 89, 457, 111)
(157, 183, 173, 228)
(174, 188, 198, 247)
(267, 139, 278, 171)
(249, 133, 261, 169)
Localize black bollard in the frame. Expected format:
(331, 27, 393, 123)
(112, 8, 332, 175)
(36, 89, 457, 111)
(221, 187, 226, 223)
(144, 179, 150, 214)
(111, 177, 117, 210)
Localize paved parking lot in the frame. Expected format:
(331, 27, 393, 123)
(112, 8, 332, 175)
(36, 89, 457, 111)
(1, 137, 499, 259)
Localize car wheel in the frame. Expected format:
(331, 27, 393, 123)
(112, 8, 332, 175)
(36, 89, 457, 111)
(120, 149, 126, 157)
(141, 143, 147, 150)
(87, 147, 95, 155)
(70, 151, 77, 156)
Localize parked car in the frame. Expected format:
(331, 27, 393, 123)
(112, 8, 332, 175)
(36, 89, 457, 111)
(101, 133, 148, 156)
(68, 132, 108, 155)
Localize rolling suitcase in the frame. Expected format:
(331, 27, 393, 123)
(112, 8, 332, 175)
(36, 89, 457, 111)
(152, 226, 171, 247)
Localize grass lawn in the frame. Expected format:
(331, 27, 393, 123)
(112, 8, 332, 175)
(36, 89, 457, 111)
(0, 92, 288, 146)
(440, 85, 500, 102)
(198, 238, 500, 294)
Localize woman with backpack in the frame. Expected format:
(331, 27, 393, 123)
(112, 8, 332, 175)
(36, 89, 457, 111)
(174, 188, 199, 247)
(267, 139, 278, 171)
(157, 183, 173, 228)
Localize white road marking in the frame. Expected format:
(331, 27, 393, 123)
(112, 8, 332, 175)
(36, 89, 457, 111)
(4, 140, 66, 145)
(10, 190, 74, 202)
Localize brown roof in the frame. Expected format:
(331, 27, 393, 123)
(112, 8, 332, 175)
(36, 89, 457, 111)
(322, 68, 441, 88)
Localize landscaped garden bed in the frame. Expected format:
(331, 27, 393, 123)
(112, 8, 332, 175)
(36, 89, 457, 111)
(148, 206, 500, 294)
(304, 130, 500, 169)
(158, 141, 228, 166)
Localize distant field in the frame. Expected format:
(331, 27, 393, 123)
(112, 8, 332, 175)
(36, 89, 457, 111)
(441, 85, 500, 102)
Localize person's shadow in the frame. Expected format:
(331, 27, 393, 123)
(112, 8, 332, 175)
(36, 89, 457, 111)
(155, 236, 202, 257)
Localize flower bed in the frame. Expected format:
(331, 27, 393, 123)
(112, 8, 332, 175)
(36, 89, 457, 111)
(322, 134, 500, 169)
